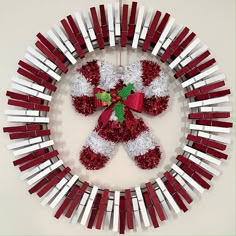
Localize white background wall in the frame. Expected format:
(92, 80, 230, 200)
(0, 0, 235, 235)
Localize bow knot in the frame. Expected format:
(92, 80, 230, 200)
(94, 83, 144, 127)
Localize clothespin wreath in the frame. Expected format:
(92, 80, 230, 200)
(71, 60, 170, 170)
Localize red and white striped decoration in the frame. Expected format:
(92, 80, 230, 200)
(2, 1, 233, 234)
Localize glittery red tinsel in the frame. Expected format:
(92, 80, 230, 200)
(141, 60, 161, 86)
(77, 60, 100, 86)
(143, 96, 169, 116)
(134, 146, 161, 169)
(72, 95, 96, 116)
(95, 116, 149, 142)
(80, 146, 109, 170)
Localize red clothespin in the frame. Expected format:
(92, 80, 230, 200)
(119, 196, 126, 234)
(121, 4, 129, 47)
(61, 19, 85, 58)
(18, 60, 50, 81)
(124, 189, 134, 229)
(19, 150, 58, 171)
(180, 164, 211, 189)
(143, 192, 159, 228)
(13, 148, 48, 166)
(37, 33, 65, 62)
(127, 2, 137, 40)
(142, 11, 161, 51)
(87, 193, 102, 228)
(187, 134, 227, 151)
(151, 13, 170, 44)
(6, 91, 42, 104)
(9, 129, 50, 140)
(164, 181, 188, 212)
(164, 171, 192, 204)
(145, 182, 166, 221)
(175, 50, 211, 78)
(193, 143, 228, 159)
(160, 27, 189, 62)
(177, 155, 213, 180)
(90, 7, 105, 49)
(28, 169, 59, 194)
(37, 167, 71, 197)
(196, 89, 231, 100)
(65, 181, 89, 218)
(96, 189, 109, 229)
(54, 185, 80, 219)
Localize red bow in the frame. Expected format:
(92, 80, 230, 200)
(94, 87, 144, 127)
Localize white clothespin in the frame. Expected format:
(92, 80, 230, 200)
(156, 178, 181, 214)
(112, 191, 120, 232)
(71, 193, 89, 224)
(183, 145, 221, 165)
(193, 74, 225, 89)
(180, 45, 208, 67)
(198, 131, 231, 144)
(83, 11, 96, 41)
(50, 175, 79, 208)
(189, 124, 231, 134)
(189, 96, 229, 108)
(182, 65, 219, 88)
(135, 187, 150, 227)
(7, 137, 42, 150)
(5, 110, 39, 117)
(104, 199, 113, 230)
(152, 17, 175, 55)
(47, 29, 76, 64)
(12, 76, 44, 92)
(20, 159, 52, 181)
(132, 6, 145, 48)
(27, 46, 57, 70)
(132, 198, 141, 231)
(8, 116, 49, 124)
(80, 185, 98, 226)
(114, 2, 121, 36)
(13, 140, 54, 157)
(162, 25, 183, 50)
(169, 38, 201, 69)
(199, 106, 232, 112)
(12, 83, 52, 101)
(41, 177, 68, 206)
(25, 53, 61, 81)
(75, 12, 94, 52)
(140, 8, 153, 40)
(171, 164, 205, 194)
(155, 189, 172, 219)
(188, 155, 220, 176)
(174, 174, 198, 200)
(107, 4, 115, 47)
(53, 24, 75, 53)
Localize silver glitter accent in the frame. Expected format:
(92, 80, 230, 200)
(143, 71, 170, 98)
(71, 72, 94, 97)
(125, 131, 158, 158)
(86, 131, 116, 157)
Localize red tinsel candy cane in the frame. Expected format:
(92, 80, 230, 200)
(71, 60, 169, 170)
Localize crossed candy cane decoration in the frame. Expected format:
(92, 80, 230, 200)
(71, 60, 170, 170)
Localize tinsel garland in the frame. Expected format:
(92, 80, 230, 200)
(71, 60, 170, 170)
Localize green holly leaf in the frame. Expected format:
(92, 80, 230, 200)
(113, 101, 125, 123)
(118, 83, 134, 100)
(96, 92, 112, 105)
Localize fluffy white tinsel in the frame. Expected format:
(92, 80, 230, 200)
(123, 61, 143, 92)
(71, 72, 94, 97)
(99, 61, 123, 91)
(86, 131, 116, 157)
(125, 131, 158, 158)
(143, 71, 169, 98)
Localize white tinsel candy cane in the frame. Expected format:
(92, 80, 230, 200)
(70, 60, 169, 170)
